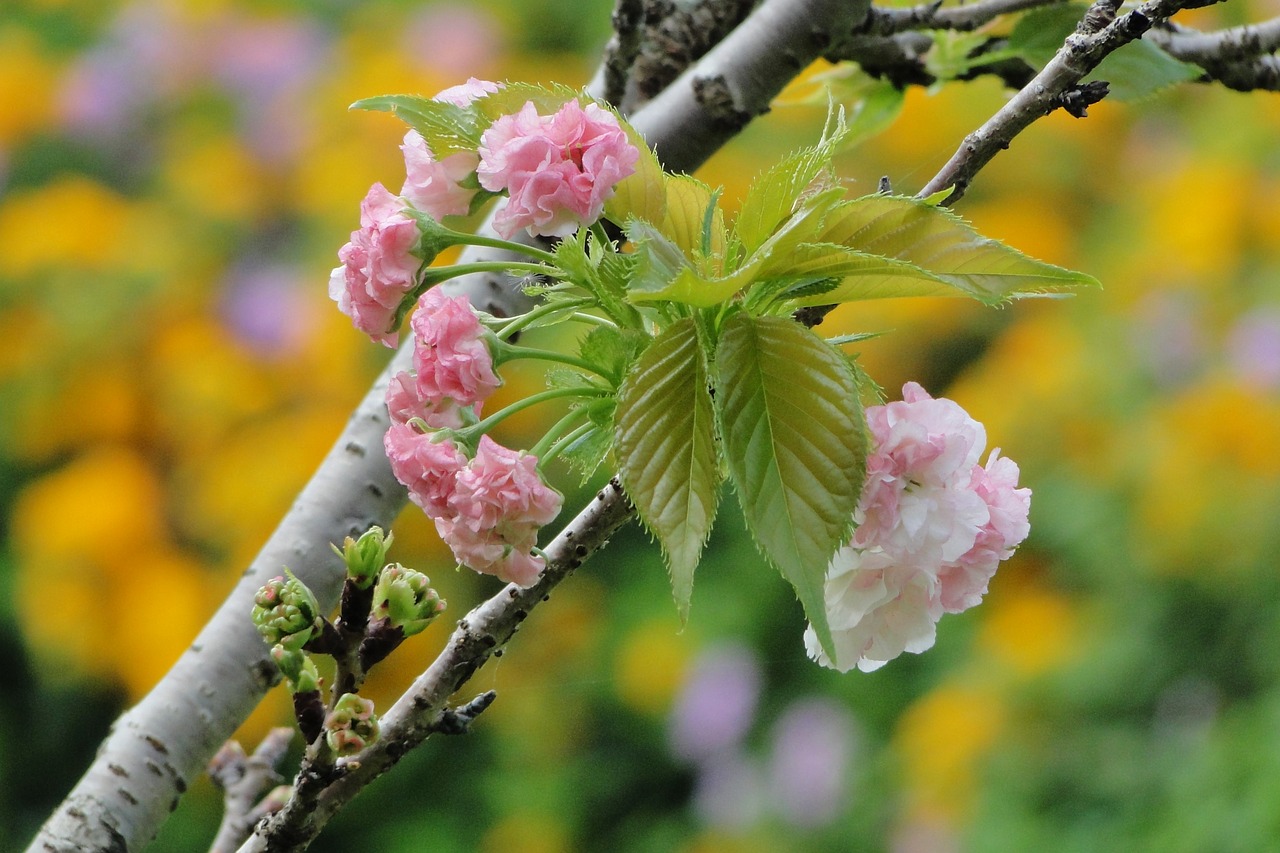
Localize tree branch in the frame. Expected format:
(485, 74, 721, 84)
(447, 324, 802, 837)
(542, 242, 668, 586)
(1148, 17, 1280, 91)
(916, 0, 1224, 204)
(238, 480, 634, 852)
(207, 730, 294, 853)
(27, 0, 869, 850)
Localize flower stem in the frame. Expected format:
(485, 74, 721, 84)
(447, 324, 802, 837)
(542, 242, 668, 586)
(457, 387, 608, 443)
(535, 417, 596, 466)
(452, 232, 560, 266)
(492, 342, 610, 378)
(494, 296, 596, 340)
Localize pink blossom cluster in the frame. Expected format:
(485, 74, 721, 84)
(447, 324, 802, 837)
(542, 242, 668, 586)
(383, 288, 561, 587)
(805, 382, 1031, 673)
(330, 79, 500, 346)
(329, 182, 422, 347)
(477, 99, 639, 239)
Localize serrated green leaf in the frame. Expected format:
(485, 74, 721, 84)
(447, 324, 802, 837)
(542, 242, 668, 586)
(578, 325, 650, 385)
(659, 174, 725, 261)
(735, 128, 849, 256)
(606, 127, 666, 228)
(471, 82, 582, 122)
(616, 320, 722, 622)
(559, 422, 615, 485)
(773, 64, 904, 149)
(715, 313, 866, 660)
(1086, 39, 1201, 101)
(351, 94, 482, 156)
(818, 195, 1099, 303)
(764, 242, 959, 305)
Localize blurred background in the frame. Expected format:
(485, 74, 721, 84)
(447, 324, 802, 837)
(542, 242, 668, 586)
(2, 0, 1280, 850)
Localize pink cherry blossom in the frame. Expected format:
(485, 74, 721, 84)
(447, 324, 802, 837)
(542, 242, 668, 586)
(807, 383, 1030, 673)
(401, 131, 480, 219)
(329, 182, 422, 347)
(385, 370, 469, 431)
(477, 99, 639, 238)
(433, 77, 501, 107)
(383, 422, 466, 519)
(937, 450, 1031, 613)
(410, 287, 501, 407)
(398, 80, 500, 219)
(438, 436, 562, 587)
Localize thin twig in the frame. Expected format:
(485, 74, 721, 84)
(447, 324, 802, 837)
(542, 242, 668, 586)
(1148, 17, 1280, 91)
(916, 0, 1225, 204)
(207, 729, 294, 853)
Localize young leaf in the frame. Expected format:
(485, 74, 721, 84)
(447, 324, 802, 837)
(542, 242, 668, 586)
(659, 174, 725, 261)
(559, 422, 615, 484)
(615, 319, 722, 622)
(818, 195, 1099, 303)
(351, 94, 482, 156)
(762, 243, 961, 305)
(578, 325, 649, 386)
(715, 312, 866, 659)
(1085, 40, 1201, 101)
(734, 126, 849, 257)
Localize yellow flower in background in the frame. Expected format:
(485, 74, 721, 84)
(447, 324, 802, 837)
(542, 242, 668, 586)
(160, 130, 273, 225)
(977, 562, 1081, 677)
(481, 811, 571, 853)
(0, 177, 135, 278)
(614, 617, 692, 716)
(895, 681, 1007, 825)
(12, 448, 169, 682)
(0, 27, 58, 145)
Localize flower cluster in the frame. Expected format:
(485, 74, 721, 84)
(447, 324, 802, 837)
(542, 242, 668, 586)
(477, 99, 639, 239)
(400, 77, 501, 219)
(805, 383, 1031, 673)
(383, 289, 562, 587)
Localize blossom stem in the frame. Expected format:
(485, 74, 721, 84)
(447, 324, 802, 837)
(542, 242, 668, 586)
(534, 417, 596, 465)
(493, 296, 596, 339)
(490, 342, 609, 378)
(450, 232, 559, 266)
(456, 387, 609, 443)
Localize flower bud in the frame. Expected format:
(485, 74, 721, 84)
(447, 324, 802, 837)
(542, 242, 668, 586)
(270, 644, 321, 694)
(253, 570, 321, 650)
(325, 693, 380, 756)
(333, 526, 394, 590)
(372, 564, 446, 637)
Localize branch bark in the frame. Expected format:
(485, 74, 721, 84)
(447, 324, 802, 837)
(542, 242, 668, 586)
(27, 0, 867, 850)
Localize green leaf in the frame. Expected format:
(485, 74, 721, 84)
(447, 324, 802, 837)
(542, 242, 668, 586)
(658, 174, 725, 261)
(351, 94, 482, 156)
(818, 195, 1099, 303)
(735, 126, 849, 257)
(925, 31, 993, 82)
(606, 126, 666, 228)
(626, 219, 693, 294)
(1006, 5, 1086, 69)
(764, 243, 961, 306)
(559, 422, 615, 485)
(715, 313, 866, 659)
(578, 325, 649, 386)
(616, 320, 722, 622)
(1086, 39, 1201, 101)
(470, 82, 582, 122)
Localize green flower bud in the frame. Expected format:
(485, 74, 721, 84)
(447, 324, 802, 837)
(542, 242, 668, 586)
(372, 564, 446, 637)
(332, 527, 393, 590)
(325, 693, 379, 757)
(252, 570, 321, 650)
(270, 644, 321, 694)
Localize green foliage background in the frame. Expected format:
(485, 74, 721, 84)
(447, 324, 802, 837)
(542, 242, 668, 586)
(2, 0, 1279, 850)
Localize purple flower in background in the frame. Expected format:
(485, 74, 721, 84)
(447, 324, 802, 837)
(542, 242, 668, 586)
(221, 263, 318, 357)
(767, 697, 858, 828)
(668, 643, 761, 763)
(1227, 308, 1280, 389)
(691, 752, 765, 829)
(1132, 290, 1207, 387)
(209, 15, 328, 163)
